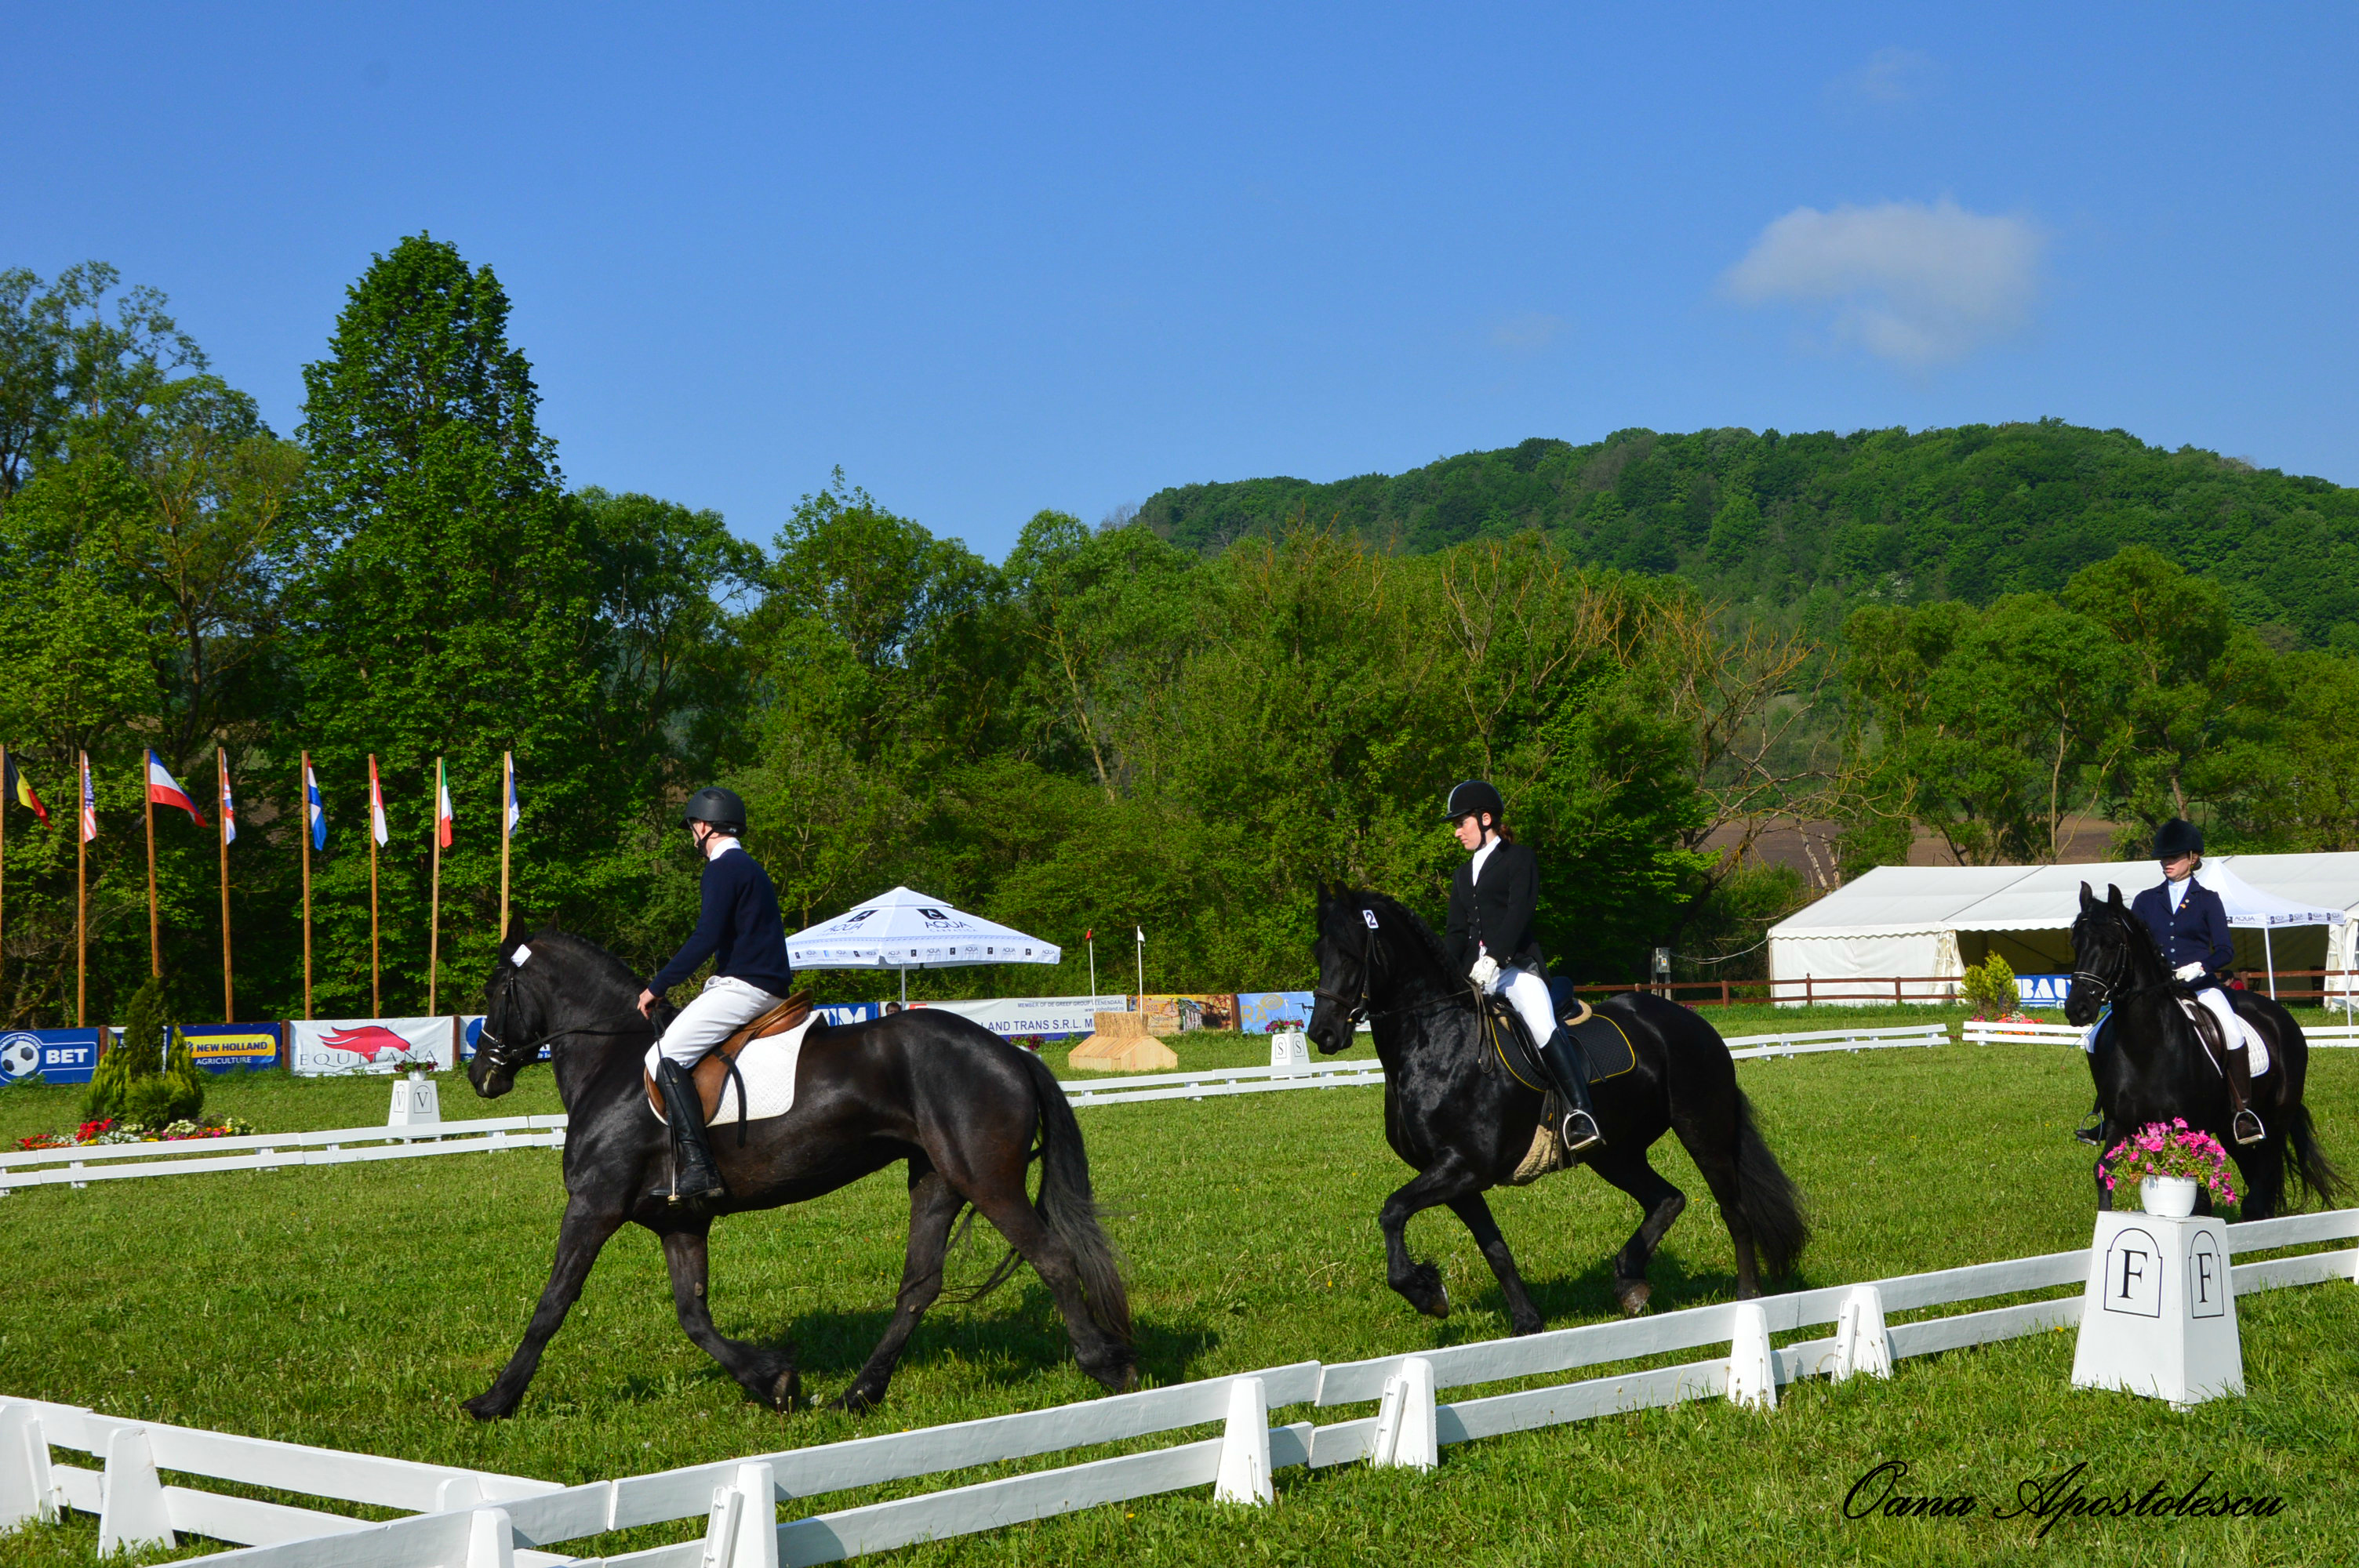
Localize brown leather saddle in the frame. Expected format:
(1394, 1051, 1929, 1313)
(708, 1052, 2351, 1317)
(643, 991, 818, 1124)
(2174, 992, 2234, 1077)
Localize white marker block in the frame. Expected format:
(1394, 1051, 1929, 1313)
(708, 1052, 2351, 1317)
(728, 1461, 779, 1568)
(2070, 1210, 2244, 1408)
(1269, 1029, 1311, 1073)
(1367, 1356, 1438, 1472)
(0, 1406, 58, 1526)
(1212, 1376, 1274, 1504)
(96, 1425, 173, 1555)
(388, 1072, 442, 1128)
(1832, 1285, 1894, 1381)
(1727, 1301, 1779, 1409)
(464, 1507, 514, 1568)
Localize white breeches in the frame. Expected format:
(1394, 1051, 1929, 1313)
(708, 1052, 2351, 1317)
(657, 975, 783, 1068)
(2081, 988, 2270, 1076)
(1485, 964, 1558, 1047)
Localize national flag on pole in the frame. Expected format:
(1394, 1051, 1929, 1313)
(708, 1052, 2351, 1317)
(305, 760, 326, 849)
(145, 749, 206, 826)
(503, 753, 521, 835)
(1084, 928, 1093, 942)
(4, 751, 49, 826)
(218, 751, 237, 844)
(435, 758, 454, 849)
(1136, 927, 1143, 942)
(368, 756, 388, 846)
(78, 752, 97, 843)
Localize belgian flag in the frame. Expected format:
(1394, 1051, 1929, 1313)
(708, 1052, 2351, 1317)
(3, 750, 49, 826)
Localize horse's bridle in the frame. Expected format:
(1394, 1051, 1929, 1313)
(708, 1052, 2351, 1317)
(474, 957, 652, 1073)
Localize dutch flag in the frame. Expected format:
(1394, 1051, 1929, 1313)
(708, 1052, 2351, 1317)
(78, 751, 97, 844)
(145, 750, 207, 826)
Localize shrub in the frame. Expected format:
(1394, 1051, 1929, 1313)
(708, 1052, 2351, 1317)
(83, 977, 168, 1123)
(1960, 953, 2019, 1019)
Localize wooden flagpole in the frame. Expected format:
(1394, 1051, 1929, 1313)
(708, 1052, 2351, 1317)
(144, 756, 161, 979)
(500, 751, 512, 938)
(368, 755, 380, 1015)
(77, 751, 89, 1027)
(300, 750, 313, 1019)
(428, 756, 443, 1015)
(1, 744, 9, 1004)
(217, 747, 234, 1022)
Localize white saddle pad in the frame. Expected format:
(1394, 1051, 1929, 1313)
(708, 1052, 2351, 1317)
(645, 1014, 820, 1126)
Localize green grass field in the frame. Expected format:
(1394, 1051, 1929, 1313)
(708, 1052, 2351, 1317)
(2, 1007, 2356, 1566)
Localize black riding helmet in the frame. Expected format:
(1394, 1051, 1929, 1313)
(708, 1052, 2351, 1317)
(681, 785, 747, 835)
(2154, 818, 2204, 861)
(1442, 779, 1505, 826)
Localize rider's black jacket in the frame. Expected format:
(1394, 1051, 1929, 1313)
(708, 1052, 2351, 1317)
(2131, 877, 2234, 988)
(1445, 838, 1545, 975)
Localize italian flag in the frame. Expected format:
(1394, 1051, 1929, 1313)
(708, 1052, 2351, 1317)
(435, 758, 455, 848)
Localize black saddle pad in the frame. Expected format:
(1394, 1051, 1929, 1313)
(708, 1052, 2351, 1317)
(1568, 1011, 1636, 1083)
(1485, 998, 1637, 1087)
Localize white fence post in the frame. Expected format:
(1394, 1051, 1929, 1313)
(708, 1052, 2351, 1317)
(1833, 1285, 1895, 1381)
(96, 1425, 174, 1555)
(1726, 1303, 1779, 1410)
(1212, 1377, 1274, 1504)
(1367, 1356, 1438, 1472)
(700, 1483, 744, 1568)
(0, 1406, 58, 1526)
(465, 1507, 514, 1568)
(729, 1461, 779, 1568)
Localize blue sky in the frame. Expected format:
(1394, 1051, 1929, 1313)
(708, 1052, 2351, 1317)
(16, 4, 2356, 561)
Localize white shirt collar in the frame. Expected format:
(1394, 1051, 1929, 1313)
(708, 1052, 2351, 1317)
(1470, 834, 1500, 884)
(703, 834, 742, 862)
(2167, 874, 2190, 910)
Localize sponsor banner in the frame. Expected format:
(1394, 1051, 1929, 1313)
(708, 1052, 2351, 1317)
(454, 1015, 548, 1062)
(1237, 991, 1316, 1033)
(818, 1003, 879, 1028)
(289, 1016, 458, 1076)
(2016, 974, 2070, 1010)
(895, 995, 1131, 1040)
(180, 1023, 282, 1074)
(1140, 993, 1239, 1035)
(0, 1028, 103, 1085)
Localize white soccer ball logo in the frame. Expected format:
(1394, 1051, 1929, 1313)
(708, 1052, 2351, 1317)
(0, 1034, 40, 1082)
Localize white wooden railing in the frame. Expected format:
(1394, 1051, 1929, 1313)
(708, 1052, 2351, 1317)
(11, 1211, 2354, 1566)
(0, 1116, 567, 1196)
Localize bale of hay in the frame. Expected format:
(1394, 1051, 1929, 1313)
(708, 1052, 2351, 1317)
(1066, 1011, 1178, 1073)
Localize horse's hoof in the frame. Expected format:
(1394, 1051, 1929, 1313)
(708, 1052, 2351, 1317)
(1510, 1314, 1546, 1337)
(462, 1392, 514, 1423)
(769, 1369, 799, 1413)
(831, 1384, 881, 1414)
(1615, 1281, 1652, 1316)
(1096, 1360, 1139, 1394)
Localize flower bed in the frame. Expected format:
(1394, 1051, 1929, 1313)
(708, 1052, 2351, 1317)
(15, 1113, 258, 1151)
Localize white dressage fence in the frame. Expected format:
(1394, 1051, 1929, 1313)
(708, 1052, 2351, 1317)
(0, 1116, 567, 1196)
(10, 1211, 2353, 1567)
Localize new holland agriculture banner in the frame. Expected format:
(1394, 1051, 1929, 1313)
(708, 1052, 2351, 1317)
(180, 1023, 282, 1073)
(289, 1016, 458, 1076)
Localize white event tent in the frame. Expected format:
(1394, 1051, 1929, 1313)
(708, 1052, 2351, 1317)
(787, 885, 1062, 1004)
(1767, 855, 2354, 1004)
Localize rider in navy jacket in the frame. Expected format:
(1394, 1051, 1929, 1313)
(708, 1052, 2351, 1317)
(2132, 818, 2264, 1145)
(649, 846, 796, 997)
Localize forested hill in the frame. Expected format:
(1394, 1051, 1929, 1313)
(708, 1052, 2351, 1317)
(1136, 422, 2359, 652)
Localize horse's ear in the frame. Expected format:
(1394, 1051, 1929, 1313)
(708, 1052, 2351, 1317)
(2079, 881, 2095, 911)
(2106, 884, 2125, 909)
(503, 912, 535, 949)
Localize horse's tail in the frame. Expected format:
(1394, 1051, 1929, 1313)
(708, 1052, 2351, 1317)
(1731, 1085, 1810, 1279)
(1014, 1047, 1133, 1344)
(2283, 1102, 2346, 1210)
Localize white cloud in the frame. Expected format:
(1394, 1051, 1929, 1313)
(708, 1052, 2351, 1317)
(1489, 312, 1567, 354)
(1722, 198, 2044, 366)
(1841, 47, 1932, 107)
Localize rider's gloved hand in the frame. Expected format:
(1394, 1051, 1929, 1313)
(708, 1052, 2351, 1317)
(2174, 962, 2206, 982)
(1470, 953, 1501, 988)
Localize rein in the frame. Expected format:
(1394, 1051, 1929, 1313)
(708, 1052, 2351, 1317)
(478, 959, 657, 1073)
(1314, 912, 1481, 1029)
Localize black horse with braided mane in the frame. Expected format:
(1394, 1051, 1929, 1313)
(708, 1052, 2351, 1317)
(2065, 883, 2342, 1219)
(1305, 888, 1808, 1327)
(462, 924, 1134, 1419)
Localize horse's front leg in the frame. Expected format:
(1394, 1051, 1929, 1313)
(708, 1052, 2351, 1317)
(1446, 1191, 1543, 1335)
(465, 1197, 627, 1420)
(659, 1224, 798, 1412)
(1379, 1160, 1482, 1319)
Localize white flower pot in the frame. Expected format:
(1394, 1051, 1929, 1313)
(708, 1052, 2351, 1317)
(2139, 1175, 2198, 1218)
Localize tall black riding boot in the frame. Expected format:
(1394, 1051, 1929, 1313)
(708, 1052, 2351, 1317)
(655, 1058, 728, 1208)
(1536, 1026, 1605, 1152)
(2223, 1045, 2264, 1145)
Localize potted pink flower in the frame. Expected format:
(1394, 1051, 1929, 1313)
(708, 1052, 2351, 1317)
(2103, 1118, 2238, 1217)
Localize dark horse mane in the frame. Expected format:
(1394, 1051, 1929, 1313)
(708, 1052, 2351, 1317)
(2070, 887, 2169, 992)
(1324, 887, 1459, 986)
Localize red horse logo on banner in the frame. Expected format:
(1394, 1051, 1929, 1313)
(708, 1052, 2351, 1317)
(319, 1025, 420, 1063)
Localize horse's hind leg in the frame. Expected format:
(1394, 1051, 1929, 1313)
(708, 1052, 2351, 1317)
(1581, 1145, 1686, 1316)
(961, 1175, 1136, 1394)
(465, 1198, 627, 1420)
(658, 1224, 798, 1412)
(834, 1161, 967, 1414)
(1446, 1191, 1544, 1336)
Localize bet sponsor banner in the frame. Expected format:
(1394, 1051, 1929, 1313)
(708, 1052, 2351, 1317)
(2016, 974, 2070, 1010)
(1236, 991, 1316, 1033)
(180, 1023, 282, 1074)
(289, 1016, 458, 1076)
(0, 1028, 104, 1085)
(896, 995, 1132, 1040)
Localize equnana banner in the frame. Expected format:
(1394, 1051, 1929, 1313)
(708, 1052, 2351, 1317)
(289, 1017, 459, 1076)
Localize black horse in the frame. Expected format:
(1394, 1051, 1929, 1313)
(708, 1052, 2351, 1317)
(462, 925, 1134, 1418)
(1304, 889, 1808, 1327)
(2065, 883, 2342, 1218)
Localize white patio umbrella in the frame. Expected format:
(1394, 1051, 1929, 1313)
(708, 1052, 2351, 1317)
(786, 885, 1063, 1004)
(2196, 864, 2347, 1000)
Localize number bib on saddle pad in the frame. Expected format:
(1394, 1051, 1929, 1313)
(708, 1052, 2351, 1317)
(644, 1009, 823, 1127)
